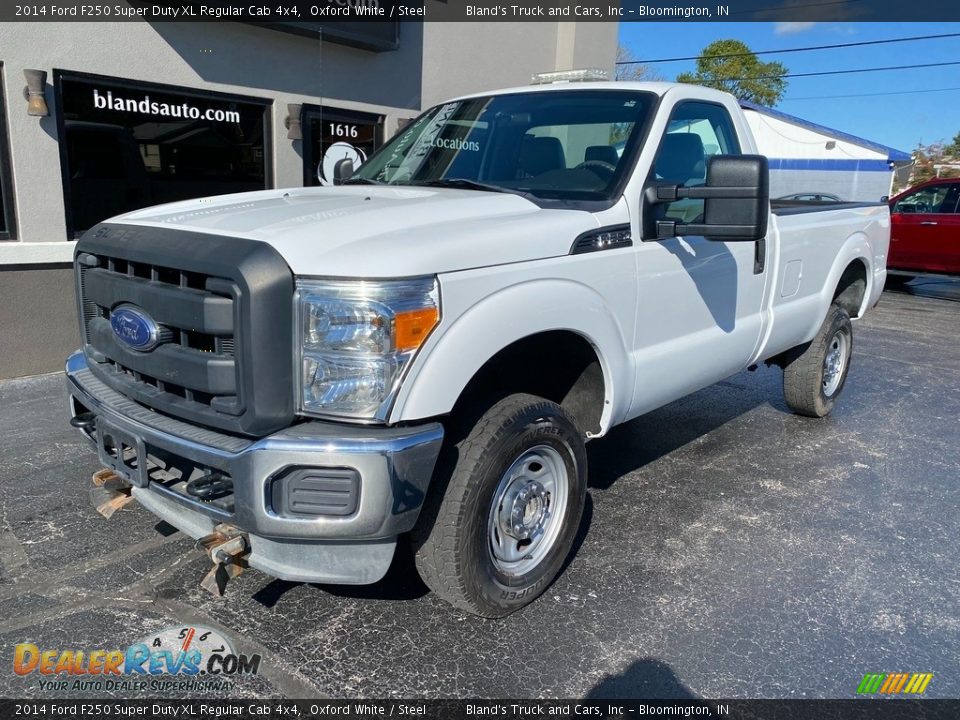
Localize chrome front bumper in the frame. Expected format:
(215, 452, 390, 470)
(65, 351, 444, 584)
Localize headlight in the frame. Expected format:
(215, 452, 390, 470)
(295, 278, 440, 420)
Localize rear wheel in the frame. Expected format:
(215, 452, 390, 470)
(783, 304, 853, 418)
(412, 393, 587, 617)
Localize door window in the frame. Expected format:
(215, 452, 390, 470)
(652, 101, 741, 224)
(894, 184, 960, 214)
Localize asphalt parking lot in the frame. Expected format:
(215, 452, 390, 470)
(1, 279, 958, 700)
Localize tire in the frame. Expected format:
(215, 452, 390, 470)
(412, 393, 588, 617)
(782, 304, 853, 418)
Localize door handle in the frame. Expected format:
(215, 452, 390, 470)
(920, 221, 938, 225)
(753, 238, 766, 274)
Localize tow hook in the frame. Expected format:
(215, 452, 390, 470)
(197, 524, 250, 597)
(90, 468, 133, 519)
(70, 412, 97, 432)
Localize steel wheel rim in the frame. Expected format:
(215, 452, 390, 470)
(487, 444, 570, 577)
(822, 329, 849, 397)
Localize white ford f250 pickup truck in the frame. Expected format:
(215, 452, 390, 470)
(66, 82, 889, 616)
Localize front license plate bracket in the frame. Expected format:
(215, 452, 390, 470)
(96, 419, 149, 488)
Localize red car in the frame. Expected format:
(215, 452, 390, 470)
(888, 178, 960, 276)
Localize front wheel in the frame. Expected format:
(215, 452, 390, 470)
(782, 304, 853, 418)
(412, 394, 587, 617)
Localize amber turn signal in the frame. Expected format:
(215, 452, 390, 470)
(394, 307, 440, 351)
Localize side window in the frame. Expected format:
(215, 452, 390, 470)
(653, 101, 741, 223)
(938, 185, 960, 214)
(894, 185, 956, 214)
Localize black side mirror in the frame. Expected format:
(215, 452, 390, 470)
(333, 158, 354, 186)
(644, 154, 769, 241)
(880, 195, 889, 203)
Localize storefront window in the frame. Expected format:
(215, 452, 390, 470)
(302, 106, 384, 187)
(55, 72, 271, 238)
(0, 64, 15, 240)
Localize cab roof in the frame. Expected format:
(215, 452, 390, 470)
(450, 81, 732, 102)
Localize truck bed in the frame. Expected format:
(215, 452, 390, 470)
(759, 202, 890, 363)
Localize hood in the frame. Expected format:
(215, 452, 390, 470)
(110, 186, 602, 276)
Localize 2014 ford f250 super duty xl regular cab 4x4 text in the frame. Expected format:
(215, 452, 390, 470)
(66, 82, 890, 616)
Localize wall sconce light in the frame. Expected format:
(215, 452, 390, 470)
(285, 103, 302, 141)
(23, 69, 49, 117)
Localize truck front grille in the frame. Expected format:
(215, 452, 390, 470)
(75, 223, 295, 437)
(79, 255, 239, 414)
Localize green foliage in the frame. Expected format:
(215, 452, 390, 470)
(676, 39, 787, 106)
(944, 132, 960, 157)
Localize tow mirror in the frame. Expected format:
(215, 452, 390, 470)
(333, 158, 354, 186)
(644, 155, 769, 241)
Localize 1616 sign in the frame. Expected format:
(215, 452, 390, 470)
(328, 123, 360, 139)
(305, 108, 384, 187)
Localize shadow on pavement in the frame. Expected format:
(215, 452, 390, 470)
(586, 389, 768, 491)
(585, 658, 699, 699)
(884, 275, 960, 303)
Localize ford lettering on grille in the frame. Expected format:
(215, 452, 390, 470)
(110, 305, 160, 352)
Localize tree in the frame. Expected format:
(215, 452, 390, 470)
(908, 141, 959, 187)
(943, 132, 960, 157)
(676, 39, 787, 106)
(615, 45, 663, 82)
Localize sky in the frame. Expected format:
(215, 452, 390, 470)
(618, 22, 960, 154)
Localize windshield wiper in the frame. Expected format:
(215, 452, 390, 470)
(341, 177, 385, 185)
(411, 178, 509, 193)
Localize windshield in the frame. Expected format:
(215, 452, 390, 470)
(351, 90, 656, 202)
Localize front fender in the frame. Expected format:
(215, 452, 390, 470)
(389, 278, 632, 434)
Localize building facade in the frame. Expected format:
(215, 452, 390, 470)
(0, 20, 616, 378)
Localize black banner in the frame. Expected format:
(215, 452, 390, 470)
(3, 0, 960, 23)
(0, 700, 958, 720)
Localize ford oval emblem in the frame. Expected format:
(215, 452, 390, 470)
(110, 305, 161, 352)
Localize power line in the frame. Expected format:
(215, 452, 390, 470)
(781, 86, 960, 101)
(727, 59, 960, 82)
(617, 32, 960, 65)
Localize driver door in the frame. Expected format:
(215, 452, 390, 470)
(628, 100, 769, 417)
